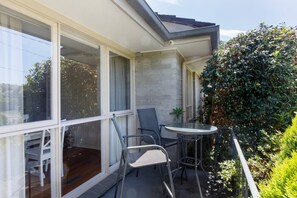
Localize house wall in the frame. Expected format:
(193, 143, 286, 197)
(135, 50, 184, 138)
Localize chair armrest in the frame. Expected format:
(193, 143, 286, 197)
(138, 127, 161, 144)
(124, 134, 156, 144)
(159, 124, 166, 137)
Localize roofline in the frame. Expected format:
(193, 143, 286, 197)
(126, 0, 220, 50)
(157, 14, 216, 27)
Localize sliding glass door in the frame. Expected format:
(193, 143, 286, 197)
(60, 33, 101, 196)
(109, 51, 131, 166)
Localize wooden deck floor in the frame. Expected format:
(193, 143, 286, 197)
(26, 147, 101, 198)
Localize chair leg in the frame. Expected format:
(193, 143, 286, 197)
(158, 163, 175, 198)
(114, 153, 124, 198)
(61, 153, 64, 177)
(40, 163, 44, 187)
(119, 160, 128, 198)
(45, 159, 49, 172)
(167, 162, 176, 198)
(158, 164, 166, 195)
(180, 167, 185, 184)
(136, 168, 139, 177)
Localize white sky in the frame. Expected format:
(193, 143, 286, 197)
(146, 0, 297, 41)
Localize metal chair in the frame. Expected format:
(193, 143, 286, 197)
(137, 108, 177, 148)
(111, 114, 175, 198)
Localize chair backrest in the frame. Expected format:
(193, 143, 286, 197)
(137, 108, 160, 139)
(111, 115, 127, 151)
(61, 119, 68, 149)
(40, 129, 51, 157)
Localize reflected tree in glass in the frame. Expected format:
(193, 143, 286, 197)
(24, 60, 51, 122)
(61, 57, 100, 120)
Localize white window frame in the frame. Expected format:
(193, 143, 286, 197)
(182, 64, 194, 122)
(107, 47, 135, 172)
(0, 2, 61, 197)
(108, 48, 134, 115)
(60, 26, 107, 198)
(0, 2, 59, 135)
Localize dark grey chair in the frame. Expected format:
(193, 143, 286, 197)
(137, 108, 177, 148)
(111, 114, 175, 198)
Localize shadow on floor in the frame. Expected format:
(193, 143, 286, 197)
(95, 166, 212, 198)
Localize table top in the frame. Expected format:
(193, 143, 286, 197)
(165, 122, 218, 135)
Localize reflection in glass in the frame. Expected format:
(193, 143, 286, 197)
(61, 121, 101, 195)
(0, 6, 52, 126)
(24, 131, 51, 197)
(60, 35, 100, 120)
(109, 52, 131, 111)
(0, 135, 26, 197)
(110, 115, 128, 166)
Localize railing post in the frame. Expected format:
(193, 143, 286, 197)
(242, 167, 245, 197)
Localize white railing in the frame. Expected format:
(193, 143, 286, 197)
(231, 129, 260, 198)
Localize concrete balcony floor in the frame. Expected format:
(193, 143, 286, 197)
(81, 166, 224, 198)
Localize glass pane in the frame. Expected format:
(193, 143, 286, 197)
(109, 116, 125, 166)
(61, 121, 101, 195)
(24, 130, 51, 197)
(61, 35, 100, 120)
(0, 6, 52, 126)
(109, 52, 131, 111)
(0, 131, 53, 198)
(109, 115, 135, 166)
(0, 135, 27, 197)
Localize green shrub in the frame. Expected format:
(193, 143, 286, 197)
(199, 24, 297, 184)
(247, 130, 281, 182)
(278, 114, 297, 160)
(260, 152, 297, 198)
(200, 24, 297, 133)
(260, 115, 297, 197)
(217, 160, 237, 192)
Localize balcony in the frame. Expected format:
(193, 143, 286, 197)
(80, 128, 259, 198)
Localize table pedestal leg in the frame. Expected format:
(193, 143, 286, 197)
(195, 136, 203, 198)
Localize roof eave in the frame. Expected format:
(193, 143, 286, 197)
(168, 25, 220, 50)
(126, 0, 219, 50)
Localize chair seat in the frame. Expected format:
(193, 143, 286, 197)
(130, 149, 169, 168)
(26, 147, 51, 159)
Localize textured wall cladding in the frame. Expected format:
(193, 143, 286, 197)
(135, 50, 183, 138)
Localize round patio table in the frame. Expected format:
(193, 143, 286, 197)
(165, 122, 218, 198)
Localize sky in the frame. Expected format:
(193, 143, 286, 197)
(146, 0, 297, 41)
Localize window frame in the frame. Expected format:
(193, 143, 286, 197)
(0, 3, 59, 135)
(60, 30, 102, 121)
(108, 48, 133, 114)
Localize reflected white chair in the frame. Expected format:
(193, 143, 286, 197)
(25, 129, 51, 187)
(111, 114, 176, 198)
(61, 124, 68, 177)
